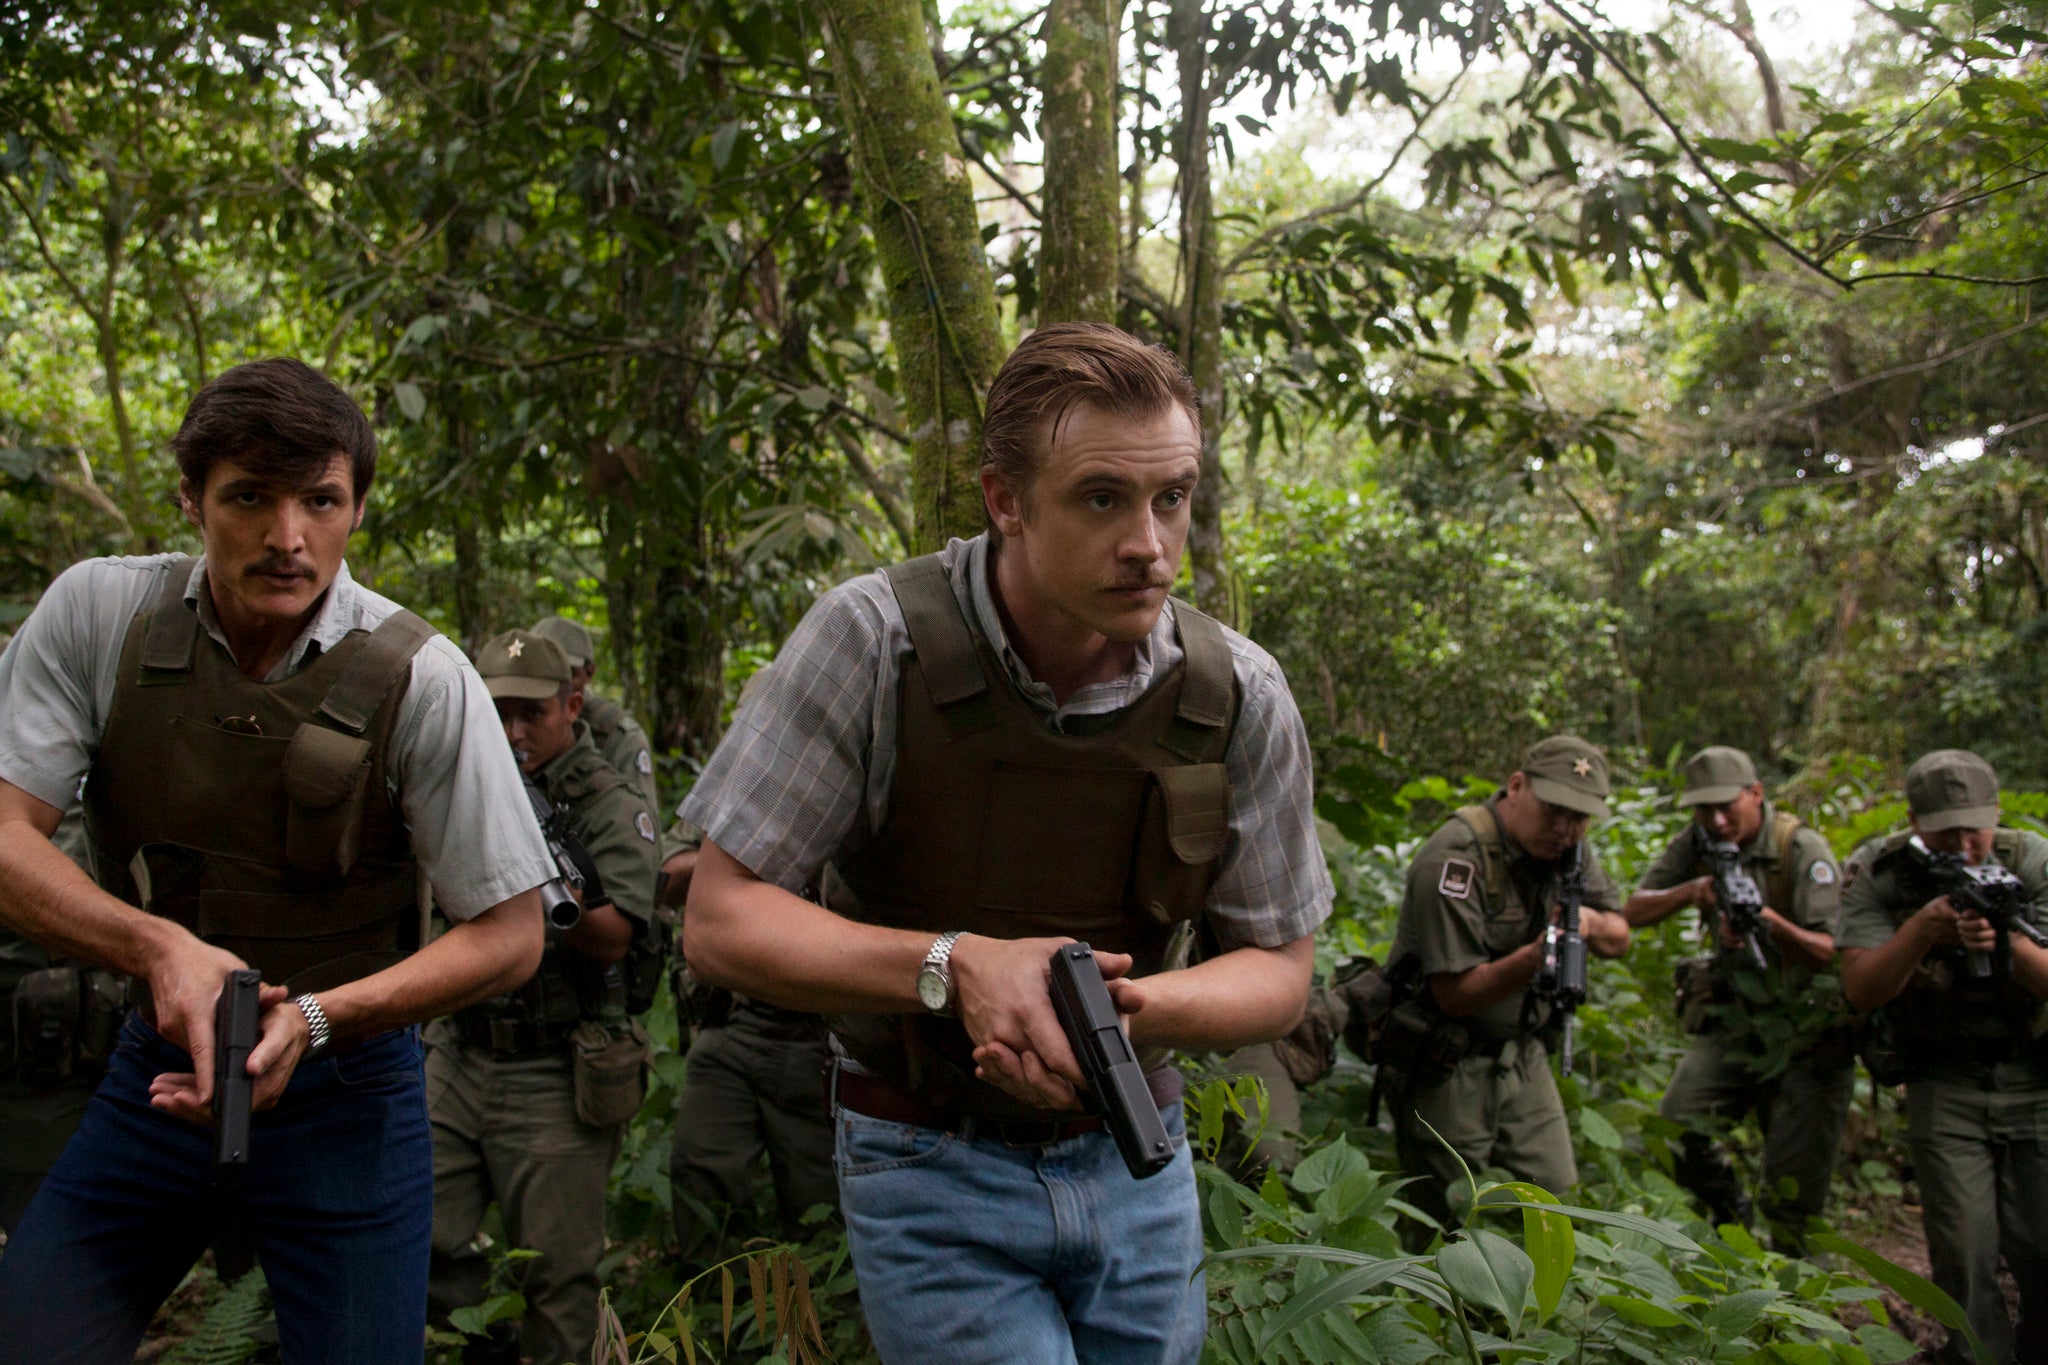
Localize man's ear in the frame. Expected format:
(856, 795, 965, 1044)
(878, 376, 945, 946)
(350, 496, 367, 533)
(981, 465, 1025, 540)
(179, 478, 203, 529)
(566, 689, 585, 721)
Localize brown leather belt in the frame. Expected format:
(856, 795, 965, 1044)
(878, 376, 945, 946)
(831, 1062, 1182, 1149)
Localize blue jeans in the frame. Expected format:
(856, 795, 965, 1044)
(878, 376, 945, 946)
(834, 1101, 1206, 1365)
(0, 1013, 433, 1364)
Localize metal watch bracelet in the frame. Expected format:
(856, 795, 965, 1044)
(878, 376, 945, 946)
(293, 993, 332, 1058)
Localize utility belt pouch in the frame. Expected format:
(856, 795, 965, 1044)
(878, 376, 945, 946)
(78, 970, 128, 1066)
(13, 967, 82, 1088)
(1673, 954, 1718, 1036)
(1375, 999, 1469, 1081)
(570, 1018, 650, 1128)
(282, 724, 375, 877)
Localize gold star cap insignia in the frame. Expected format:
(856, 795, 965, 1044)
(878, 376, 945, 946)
(506, 638, 524, 659)
(1572, 757, 1592, 777)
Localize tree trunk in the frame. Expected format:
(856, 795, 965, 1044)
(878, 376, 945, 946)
(1170, 0, 1228, 619)
(821, 0, 1005, 552)
(1038, 0, 1121, 324)
(1726, 0, 1787, 137)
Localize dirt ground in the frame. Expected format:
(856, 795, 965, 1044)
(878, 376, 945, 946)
(1835, 1191, 2022, 1362)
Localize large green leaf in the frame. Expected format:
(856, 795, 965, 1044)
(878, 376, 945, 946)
(1471, 1191, 1704, 1254)
(1808, 1233, 1988, 1364)
(1483, 1181, 1574, 1324)
(1255, 1255, 1433, 1350)
(1438, 1230, 1533, 1335)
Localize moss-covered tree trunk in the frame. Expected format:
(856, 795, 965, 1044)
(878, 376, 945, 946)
(1170, 0, 1228, 618)
(1038, 0, 1121, 324)
(821, 0, 1004, 551)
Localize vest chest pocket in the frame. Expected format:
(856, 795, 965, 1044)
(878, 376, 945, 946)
(283, 724, 375, 877)
(1482, 890, 1534, 956)
(1128, 763, 1230, 926)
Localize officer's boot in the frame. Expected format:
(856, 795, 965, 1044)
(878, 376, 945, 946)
(1674, 1132, 1753, 1230)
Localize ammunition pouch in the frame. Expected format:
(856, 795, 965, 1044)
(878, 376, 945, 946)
(7, 966, 127, 1089)
(281, 723, 375, 878)
(570, 1018, 650, 1128)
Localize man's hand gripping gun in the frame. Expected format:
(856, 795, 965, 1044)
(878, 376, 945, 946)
(1049, 944, 1175, 1180)
(1914, 838, 2048, 978)
(1532, 845, 1589, 1076)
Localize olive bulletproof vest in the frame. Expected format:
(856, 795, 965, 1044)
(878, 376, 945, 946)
(825, 554, 1240, 1118)
(83, 558, 433, 996)
(1871, 828, 2045, 1050)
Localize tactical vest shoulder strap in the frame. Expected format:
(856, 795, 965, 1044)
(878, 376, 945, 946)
(317, 610, 436, 735)
(1766, 809, 1803, 914)
(139, 556, 202, 674)
(883, 555, 989, 710)
(1452, 803, 1511, 903)
(1160, 600, 1237, 760)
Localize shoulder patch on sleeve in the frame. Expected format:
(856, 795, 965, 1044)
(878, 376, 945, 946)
(635, 811, 656, 843)
(1810, 860, 1837, 885)
(1439, 858, 1476, 900)
(635, 748, 653, 775)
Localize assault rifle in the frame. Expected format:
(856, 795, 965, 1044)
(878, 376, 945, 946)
(213, 969, 262, 1167)
(1532, 844, 1589, 1077)
(1911, 838, 2048, 978)
(521, 774, 601, 932)
(1706, 841, 1771, 973)
(1049, 943, 1174, 1180)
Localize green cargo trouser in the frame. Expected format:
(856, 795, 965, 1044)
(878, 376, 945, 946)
(1659, 1029, 1854, 1246)
(1904, 1062, 2048, 1365)
(669, 1007, 836, 1264)
(426, 1036, 624, 1365)
(0, 1079, 96, 1234)
(1394, 1036, 1576, 1230)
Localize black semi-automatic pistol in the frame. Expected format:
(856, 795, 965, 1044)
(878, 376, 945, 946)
(213, 969, 263, 1167)
(1049, 943, 1174, 1180)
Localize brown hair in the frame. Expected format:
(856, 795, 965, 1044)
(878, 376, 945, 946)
(980, 323, 1200, 502)
(171, 358, 377, 502)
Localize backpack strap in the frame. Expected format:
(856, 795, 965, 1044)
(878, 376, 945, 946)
(1160, 600, 1238, 761)
(883, 555, 997, 738)
(1765, 809, 1804, 914)
(1452, 803, 1512, 905)
(316, 610, 436, 735)
(138, 556, 202, 675)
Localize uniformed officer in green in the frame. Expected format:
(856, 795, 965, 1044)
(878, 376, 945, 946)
(1622, 746, 1848, 1247)
(529, 615, 660, 817)
(1839, 750, 2048, 1365)
(659, 819, 838, 1266)
(1385, 736, 1632, 1226)
(428, 630, 661, 1365)
(0, 806, 115, 1234)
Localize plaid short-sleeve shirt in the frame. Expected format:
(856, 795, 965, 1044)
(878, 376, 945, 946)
(680, 536, 1331, 950)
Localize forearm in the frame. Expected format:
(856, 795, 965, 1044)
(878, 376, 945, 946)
(1429, 940, 1540, 1017)
(316, 892, 544, 1042)
(1622, 886, 1691, 928)
(685, 840, 929, 1013)
(1840, 931, 1931, 1013)
(560, 902, 635, 967)
(0, 804, 178, 978)
(1584, 908, 1632, 958)
(2011, 935, 2048, 999)
(1124, 937, 1314, 1053)
(1763, 911, 1837, 969)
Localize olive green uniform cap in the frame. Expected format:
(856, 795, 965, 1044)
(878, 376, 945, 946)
(1906, 748, 2001, 833)
(476, 629, 572, 701)
(1520, 735, 1611, 820)
(1677, 745, 1759, 808)
(530, 616, 596, 671)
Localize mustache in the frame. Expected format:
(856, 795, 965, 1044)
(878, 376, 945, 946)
(1103, 574, 1172, 592)
(246, 556, 316, 581)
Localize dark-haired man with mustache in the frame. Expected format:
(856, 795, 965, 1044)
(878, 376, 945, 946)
(682, 324, 1331, 1364)
(0, 358, 554, 1363)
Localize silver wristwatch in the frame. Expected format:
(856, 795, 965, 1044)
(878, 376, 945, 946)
(293, 993, 332, 1058)
(916, 932, 962, 1016)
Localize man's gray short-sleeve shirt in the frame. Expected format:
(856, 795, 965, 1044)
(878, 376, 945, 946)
(0, 554, 554, 921)
(680, 535, 1332, 950)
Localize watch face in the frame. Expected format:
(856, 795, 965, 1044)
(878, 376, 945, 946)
(916, 967, 948, 1012)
